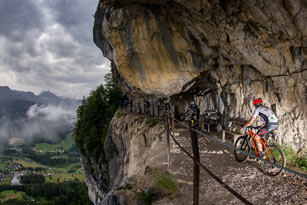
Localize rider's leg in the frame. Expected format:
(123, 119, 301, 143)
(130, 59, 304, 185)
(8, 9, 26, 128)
(255, 135, 263, 153)
(256, 127, 268, 156)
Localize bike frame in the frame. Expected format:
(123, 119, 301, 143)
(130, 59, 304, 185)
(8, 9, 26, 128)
(247, 129, 273, 161)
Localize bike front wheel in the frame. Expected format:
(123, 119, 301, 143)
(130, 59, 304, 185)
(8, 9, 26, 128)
(234, 136, 251, 163)
(261, 145, 286, 176)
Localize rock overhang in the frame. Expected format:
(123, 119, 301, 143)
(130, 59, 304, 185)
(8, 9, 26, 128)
(93, 0, 307, 151)
(94, 0, 306, 100)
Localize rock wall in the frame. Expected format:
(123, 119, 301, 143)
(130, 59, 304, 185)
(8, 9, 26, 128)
(83, 113, 168, 204)
(94, 0, 307, 151)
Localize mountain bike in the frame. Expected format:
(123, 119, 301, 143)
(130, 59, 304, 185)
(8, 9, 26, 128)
(234, 126, 285, 176)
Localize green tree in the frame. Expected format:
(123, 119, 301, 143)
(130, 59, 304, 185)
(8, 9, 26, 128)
(74, 72, 122, 158)
(20, 173, 45, 184)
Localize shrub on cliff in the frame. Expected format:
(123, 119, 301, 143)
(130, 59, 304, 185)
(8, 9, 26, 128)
(155, 170, 179, 198)
(74, 72, 122, 157)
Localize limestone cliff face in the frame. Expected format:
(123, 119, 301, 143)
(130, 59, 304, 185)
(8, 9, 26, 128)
(94, 0, 306, 149)
(83, 113, 167, 204)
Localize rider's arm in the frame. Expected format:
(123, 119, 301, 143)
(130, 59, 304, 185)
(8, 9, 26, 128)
(182, 107, 191, 120)
(244, 107, 260, 127)
(244, 116, 255, 127)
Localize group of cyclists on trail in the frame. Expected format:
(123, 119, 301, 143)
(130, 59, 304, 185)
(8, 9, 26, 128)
(183, 98, 279, 150)
(182, 97, 283, 176)
(121, 95, 283, 175)
(123, 96, 279, 153)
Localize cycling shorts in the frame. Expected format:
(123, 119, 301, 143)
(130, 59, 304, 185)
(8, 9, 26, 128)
(257, 123, 278, 137)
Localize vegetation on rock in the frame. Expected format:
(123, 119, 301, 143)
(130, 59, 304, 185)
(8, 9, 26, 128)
(155, 170, 179, 198)
(138, 191, 153, 205)
(281, 145, 307, 172)
(74, 72, 122, 158)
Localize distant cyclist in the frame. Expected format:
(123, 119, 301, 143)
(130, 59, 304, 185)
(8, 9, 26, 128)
(144, 98, 151, 116)
(183, 101, 200, 128)
(242, 98, 278, 157)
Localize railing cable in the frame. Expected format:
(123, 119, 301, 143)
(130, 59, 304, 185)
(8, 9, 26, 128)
(171, 116, 307, 179)
(166, 113, 252, 205)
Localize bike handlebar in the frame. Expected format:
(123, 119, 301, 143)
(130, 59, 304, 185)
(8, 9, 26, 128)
(246, 126, 259, 129)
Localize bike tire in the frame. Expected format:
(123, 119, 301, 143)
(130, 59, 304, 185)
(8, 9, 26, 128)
(261, 145, 286, 176)
(234, 136, 251, 163)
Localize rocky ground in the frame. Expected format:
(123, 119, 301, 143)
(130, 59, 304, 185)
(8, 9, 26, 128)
(156, 122, 307, 205)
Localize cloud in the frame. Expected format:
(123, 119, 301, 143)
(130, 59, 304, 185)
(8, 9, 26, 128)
(0, 104, 77, 148)
(0, 0, 44, 41)
(27, 104, 75, 122)
(42, 0, 96, 44)
(0, 0, 110, 99)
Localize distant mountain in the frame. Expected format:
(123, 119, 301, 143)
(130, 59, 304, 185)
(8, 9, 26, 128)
(0, 86, 80, 119)
(0, 86, 37, 103)
(0, 86, 80, 106)
(0, 86, 81, 147)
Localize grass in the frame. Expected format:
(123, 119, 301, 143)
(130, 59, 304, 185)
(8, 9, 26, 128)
(34, 133, 75, 153)
(0, 190, 14, 199)
(0, 162, 8, 171)
(270, 149, 283, 160)
(34, 143, 61, 152)
(14, 159, 45, 168)
(45, 173, 85, 183)
(39, 197, 48, 203)
(145, 118, 158, 128)
(281, 145, 307, 173)
(52, 162, 83, 172)
(60, 133, 75, 151)
(115, 110, 126, 118)
(50, 156, 68, 159)
(0, 190, 27, 202)
(154, 170, 179, 198)
(0, 176, 13, 185)
(13, 158, 83, 173)
(139, 191, 153, 205)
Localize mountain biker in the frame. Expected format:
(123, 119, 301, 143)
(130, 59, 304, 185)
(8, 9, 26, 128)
(144, 98, 151, 116)
(242, 98, 279, 157)
(120, 95, 129, 111)
(183, 101, 200, 128)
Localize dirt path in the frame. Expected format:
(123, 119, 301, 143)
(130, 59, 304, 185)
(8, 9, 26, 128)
(158, 123, 307, 205)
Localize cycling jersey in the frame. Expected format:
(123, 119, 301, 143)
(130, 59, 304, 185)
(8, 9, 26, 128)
(187, 104, 200, 121)
(252, 106, 278, 125)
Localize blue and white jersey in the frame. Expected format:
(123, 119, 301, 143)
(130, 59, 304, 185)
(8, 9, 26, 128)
(252, 106, 278, 125)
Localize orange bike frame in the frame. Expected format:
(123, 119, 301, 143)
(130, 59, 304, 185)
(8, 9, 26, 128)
(248, 130, 272, 161)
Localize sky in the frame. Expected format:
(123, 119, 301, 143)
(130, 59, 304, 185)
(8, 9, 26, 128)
(0, 0, 110, 99)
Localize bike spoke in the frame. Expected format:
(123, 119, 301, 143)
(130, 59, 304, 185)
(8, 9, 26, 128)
(234, 136, 250, 163)
(262, 145, 285, 176)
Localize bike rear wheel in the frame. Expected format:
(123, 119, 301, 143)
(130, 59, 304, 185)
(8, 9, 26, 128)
(234, 136, 251, 163)
(261, 145, 285, 176)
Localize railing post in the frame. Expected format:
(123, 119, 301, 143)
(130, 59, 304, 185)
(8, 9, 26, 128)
(152, 100, 155, 117)
(190, 125, 200, 205)
(171, 107, 175, 139)
(166, 112, 170, 171)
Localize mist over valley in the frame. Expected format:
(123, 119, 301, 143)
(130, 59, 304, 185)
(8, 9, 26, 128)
(0, 86, 80, 149)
